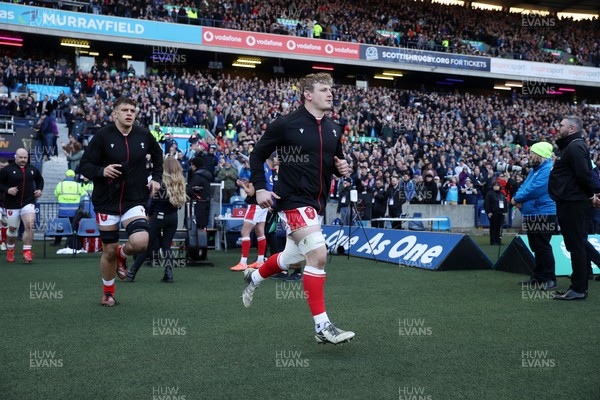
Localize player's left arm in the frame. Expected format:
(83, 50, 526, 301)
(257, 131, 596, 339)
(147, 130, 164, 195)
(333, 136, 350, 177)
(33, 167, 44, 197)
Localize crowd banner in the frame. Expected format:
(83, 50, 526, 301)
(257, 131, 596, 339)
(322, 225, 492, 271)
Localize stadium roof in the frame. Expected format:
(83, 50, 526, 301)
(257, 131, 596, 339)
(489, 0, 599, 14)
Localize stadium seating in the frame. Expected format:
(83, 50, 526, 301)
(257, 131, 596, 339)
(408, 213, 426, 231)
(74, 218, 100, 257)
(432, 217, 452, 232)
(43, 217, 74, 258)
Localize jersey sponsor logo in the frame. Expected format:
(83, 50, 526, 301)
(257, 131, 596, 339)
(141, 142, 145, 149)
(299, 128, 304, 134)
(305, 207, 316, 220)
(110, 143, 114, 148)
(333, 129, 337, 137)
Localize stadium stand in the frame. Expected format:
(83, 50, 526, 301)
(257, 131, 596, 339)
(15, 0, 600, 66)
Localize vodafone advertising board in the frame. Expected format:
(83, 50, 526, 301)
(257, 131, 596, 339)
(201, 27, 359, 59)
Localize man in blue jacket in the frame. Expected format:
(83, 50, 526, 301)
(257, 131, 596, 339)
(512, 142, 557, 291)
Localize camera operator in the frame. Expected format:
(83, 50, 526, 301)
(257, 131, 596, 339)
(337, 177, 353, 226)
(371, 178, 388, 228)
(187, 157, 213, 229)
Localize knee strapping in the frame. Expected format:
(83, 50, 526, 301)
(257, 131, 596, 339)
(100, 230, 120, 244)
(298, 231, 325, 255)
(279, 240, 305, 267)
(6, 228, 18, 237)
(126, 218, 149, 236)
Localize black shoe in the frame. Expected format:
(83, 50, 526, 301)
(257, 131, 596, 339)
(285, 272, 302, 281)
(270, 272, 288, 280)
(126, 264, 142, 282)
(552, 289, 587, 300)
(161, 266, 173, 283)
(539, 281, 557, 291)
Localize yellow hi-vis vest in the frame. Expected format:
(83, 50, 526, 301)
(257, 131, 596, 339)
(54, 180, 86, 217)
(151, 128, 165, 143)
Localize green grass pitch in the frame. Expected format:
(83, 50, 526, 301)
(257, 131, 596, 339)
(1, 237, 599, 400)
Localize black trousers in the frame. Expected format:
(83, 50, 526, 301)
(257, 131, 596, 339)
(193, 201, 210, 229)
(556, 201, 590, 293)
(489, 213, 504, 244)
(525, 215, 556, 282)
(371, 209, 385, 229)
(130, 212, 178, 272)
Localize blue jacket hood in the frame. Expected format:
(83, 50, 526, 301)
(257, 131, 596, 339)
(514, 158, 556, 216)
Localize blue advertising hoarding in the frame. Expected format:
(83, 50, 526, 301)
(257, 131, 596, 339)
(519, 235, 600, 276)
(322, 225, 491, 270)
(360, 45, 491, 71)
(0, 3, 201, 44)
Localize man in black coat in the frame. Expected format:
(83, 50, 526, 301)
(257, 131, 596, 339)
(549, 116, 597, 300)
(187, 156, 214, 229)
(371, 178, 388, 228)
(387, 176, 405, 229)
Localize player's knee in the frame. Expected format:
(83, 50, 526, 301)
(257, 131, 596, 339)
(100, 230, 120, 244)
(125, 218, 149, 236)
(298, 231, 326, 255)
(305, 248, 327, 269)
(100, 240, 118, 256)
(128, 232, 149, 254)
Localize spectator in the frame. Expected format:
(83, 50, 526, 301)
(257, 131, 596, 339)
(484, 181, 507, 245)
(217, 159, 239, 202)
(61, 134, 84, 171)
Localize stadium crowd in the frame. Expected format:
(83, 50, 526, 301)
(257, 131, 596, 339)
(16, 0, 600, 66)
(2, 54, 600, 212)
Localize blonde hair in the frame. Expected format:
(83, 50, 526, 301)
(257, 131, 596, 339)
(298, 73, 333, 102)
(162, 157, 187, 208)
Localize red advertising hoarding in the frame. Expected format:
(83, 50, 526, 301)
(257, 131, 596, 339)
(201, 27, 359, 60)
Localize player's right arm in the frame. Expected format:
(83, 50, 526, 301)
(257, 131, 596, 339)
(250, 119, 284, 208)
(78, 133, 106, 179)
